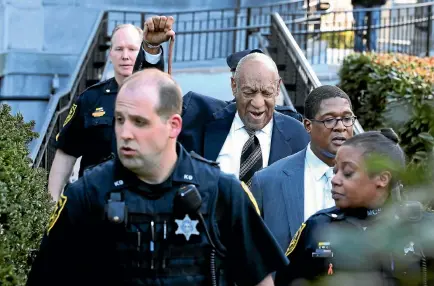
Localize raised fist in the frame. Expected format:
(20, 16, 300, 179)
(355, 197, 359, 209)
(144, 15, 175, 46)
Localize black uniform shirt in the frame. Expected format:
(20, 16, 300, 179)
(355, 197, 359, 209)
(275, 206, 434, 286)
(55, 78, 119, 177)
(28, 144, 288, 286)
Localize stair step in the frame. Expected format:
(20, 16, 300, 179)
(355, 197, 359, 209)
(93, 62, 105, 69)
(277, 64, 286, 71)
(99, 44, 110, 51)
(86, 79, 99, 87)
(284, 83, 296, 91)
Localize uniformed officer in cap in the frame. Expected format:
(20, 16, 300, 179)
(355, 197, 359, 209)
(226, 48, 303, 122)
(48, 18, 175, 202)
(275, 129, 434, 286)
(28, 68, 287, 286)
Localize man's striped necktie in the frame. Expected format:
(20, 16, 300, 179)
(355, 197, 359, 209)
(239, 128, 263, 187)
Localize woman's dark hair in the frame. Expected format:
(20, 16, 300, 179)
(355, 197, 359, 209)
(343, 128, 405, 187)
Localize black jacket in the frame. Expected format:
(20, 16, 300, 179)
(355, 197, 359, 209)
(276, 205, 434, 286)
(28, 144, 288, 285)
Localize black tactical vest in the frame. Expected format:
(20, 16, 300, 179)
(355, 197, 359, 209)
(103, 160, 230, 285)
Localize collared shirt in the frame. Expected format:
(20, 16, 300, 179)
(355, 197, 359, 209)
(304, 143, 335, 220)
(217, 111, 273, 178)
(143, 48, 161, 65)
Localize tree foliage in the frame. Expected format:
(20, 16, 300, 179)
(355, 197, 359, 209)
(0, 104, 53, 285)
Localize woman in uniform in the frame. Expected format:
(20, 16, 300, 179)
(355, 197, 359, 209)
(275, 128, 434, 286)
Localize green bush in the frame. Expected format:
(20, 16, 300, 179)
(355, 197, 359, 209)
(338, 53, 434, 166)
(0, 104, 53, 285)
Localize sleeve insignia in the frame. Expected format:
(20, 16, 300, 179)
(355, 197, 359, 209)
(47, 194, 68, 235)
(285, 223, 306, 256)
(63, 104, 77, 127)
(241, 181, 261, 216)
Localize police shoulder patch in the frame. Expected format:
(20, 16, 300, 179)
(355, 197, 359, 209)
(241, 181, 260, 216)
(47, 194, 68, 235)
(63, 104, 77, 127)
(285, 222, 306, 256)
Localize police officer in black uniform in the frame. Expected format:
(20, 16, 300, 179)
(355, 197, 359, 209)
(48, 17, 174, 201)
(28, 68, 287, 286)
(275, 129, 434, 286)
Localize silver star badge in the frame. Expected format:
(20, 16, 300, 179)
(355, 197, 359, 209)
(175, 214, 200, 241)
(404, 241, 415, 255)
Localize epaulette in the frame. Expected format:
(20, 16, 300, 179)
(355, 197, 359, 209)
(82, 153, 116, 175)
(84, 78, 110, 91)
(80, 78, 118, 98)
(190, 151, 220, 167)
(311, 206, 344, 220)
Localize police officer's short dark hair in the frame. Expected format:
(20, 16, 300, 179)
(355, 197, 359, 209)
(119, 69, 182, 119)
(157, 82, 182, 118)
(304, 85, 352, 119)
(343, 128, 406, 187)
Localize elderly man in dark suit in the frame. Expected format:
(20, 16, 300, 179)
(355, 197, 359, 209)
(179, 53, 309, 187)
(250, 85, 355, 251)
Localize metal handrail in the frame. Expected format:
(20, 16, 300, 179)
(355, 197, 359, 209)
(270, 12, 364, 134)
(255, 31, 293, 108)
(29, 11, 107, 165)
(313, 1, 434, 14)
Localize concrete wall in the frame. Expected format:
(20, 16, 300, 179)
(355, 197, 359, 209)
(0, 2, 101, 139)
(6, 0, 44, 51)
(0, 5, 4, 52)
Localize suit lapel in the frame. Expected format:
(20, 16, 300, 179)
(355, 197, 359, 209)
(281, 148, 307, 237)
(269, 112, 294, 164)
(204, 103, 236, 161)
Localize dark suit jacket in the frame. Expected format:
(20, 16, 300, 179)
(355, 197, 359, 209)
(179, 91, 310, 165)
(250, 148, 307, 251)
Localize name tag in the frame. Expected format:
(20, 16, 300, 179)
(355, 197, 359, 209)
(312, 241, 334, 258)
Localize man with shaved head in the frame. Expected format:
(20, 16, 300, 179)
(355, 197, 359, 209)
(28, 68, 288, 286)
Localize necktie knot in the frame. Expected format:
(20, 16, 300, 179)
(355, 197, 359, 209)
(245, 127, 256, 137)
(325, 168, 334, 181)
(323, 167, 335, 209)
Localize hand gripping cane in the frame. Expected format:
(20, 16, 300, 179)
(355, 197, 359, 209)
(167, 33, 175, 75)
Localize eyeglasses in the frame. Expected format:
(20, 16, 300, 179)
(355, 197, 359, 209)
(309, 116, 357, 129)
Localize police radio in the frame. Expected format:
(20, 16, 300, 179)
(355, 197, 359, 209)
(174, 184, 223, 286)
(391, 182, 428, 286)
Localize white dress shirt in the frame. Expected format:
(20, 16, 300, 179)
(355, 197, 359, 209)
(304, 143, 335, 221)
(143, 48, 162, 65)
(217, 112, 273, 177)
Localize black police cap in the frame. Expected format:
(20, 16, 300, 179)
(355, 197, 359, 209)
(226, 49, 264, 72)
